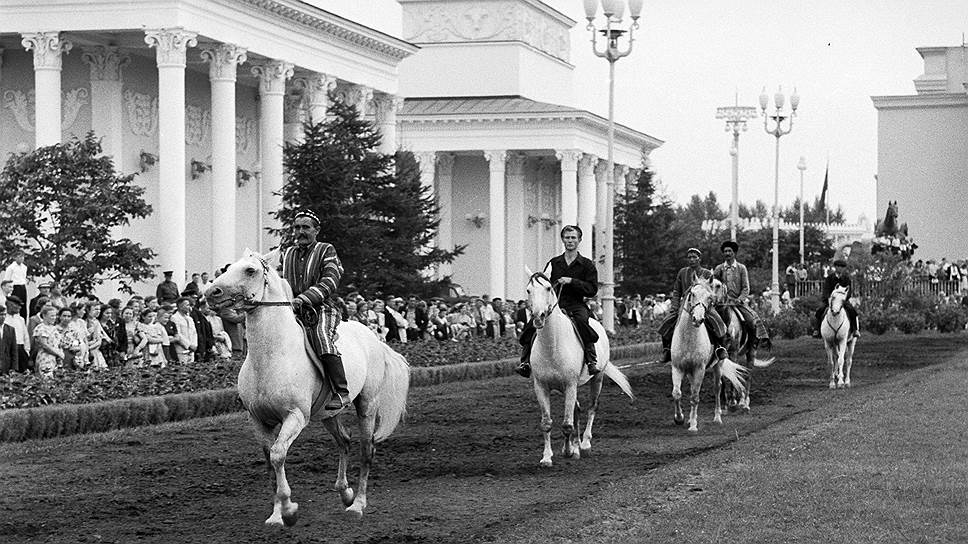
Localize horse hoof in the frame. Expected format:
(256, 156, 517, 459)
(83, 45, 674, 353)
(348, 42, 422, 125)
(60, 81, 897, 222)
(713, 417, 723, 425)
(264, 517, 284, 527)
(539, 459, 553, 468)
(339, 487, 355, 507)
(688, 426, 698, 433)
(282, 508, 299, 527)
(344, 503, 364, 520)
(828, 382, 836, 389)
(580, 446, 592, 456)
(674, 415, 685, 425)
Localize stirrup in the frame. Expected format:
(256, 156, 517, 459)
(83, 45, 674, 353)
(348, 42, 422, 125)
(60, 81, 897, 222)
(324, 393, 351, 411)
(714, 347, 728, 360)
(515, 362, 531, 378)
(585, 361, 600, 375)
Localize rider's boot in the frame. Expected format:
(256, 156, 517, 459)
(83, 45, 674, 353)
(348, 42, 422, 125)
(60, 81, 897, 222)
(715, 334, 731, 361)
(321, 354, 352, 411)
(515, 339, 533, 378)
(583, 341, 600, 376)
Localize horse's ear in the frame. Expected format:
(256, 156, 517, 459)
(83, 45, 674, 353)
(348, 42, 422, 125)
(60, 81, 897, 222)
(242, 247, 255, 258)
(525, 265, 534, 278)
(542, 261, 552, 277)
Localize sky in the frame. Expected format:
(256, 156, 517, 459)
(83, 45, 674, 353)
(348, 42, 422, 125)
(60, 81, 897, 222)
(546, 0, 968, 224)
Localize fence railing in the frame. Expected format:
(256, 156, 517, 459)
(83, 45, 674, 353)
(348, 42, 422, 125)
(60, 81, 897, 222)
(793, 279, 962, 299)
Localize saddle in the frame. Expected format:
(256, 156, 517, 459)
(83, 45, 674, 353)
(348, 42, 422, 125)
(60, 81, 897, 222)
(299, 325, 341, 417)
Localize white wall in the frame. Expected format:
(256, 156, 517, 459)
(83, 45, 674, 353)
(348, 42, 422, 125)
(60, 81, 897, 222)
(306, 0, 403, 38)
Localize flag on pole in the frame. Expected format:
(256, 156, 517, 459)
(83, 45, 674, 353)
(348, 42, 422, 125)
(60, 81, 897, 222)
(819, 163, 829, 211)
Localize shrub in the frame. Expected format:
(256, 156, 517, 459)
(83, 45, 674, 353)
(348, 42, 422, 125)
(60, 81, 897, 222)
(894, 311, 926, 334)
(864, 307, 893, 335)
(792, 294, 823, 317)
(764, 308, 810, 339)
(933, 303, 968, 333)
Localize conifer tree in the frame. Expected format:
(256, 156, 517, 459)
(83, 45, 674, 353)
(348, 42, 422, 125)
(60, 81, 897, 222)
(273, 95, 462, 297)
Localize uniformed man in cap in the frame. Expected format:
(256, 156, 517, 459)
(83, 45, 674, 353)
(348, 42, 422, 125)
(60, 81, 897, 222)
(713, 240, 772, 351)
(28, 282, 52, 317)
(156, 270, 180, 305)
(812, 259, 859, 338)
(656, 247, 731, 363)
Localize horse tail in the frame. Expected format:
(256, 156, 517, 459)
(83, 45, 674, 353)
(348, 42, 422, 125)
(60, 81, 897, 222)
(372, 343, 411, 443)
(753, 355, 776, 368)
(603, 363, 635, 401)
(716, 357, 750, 395)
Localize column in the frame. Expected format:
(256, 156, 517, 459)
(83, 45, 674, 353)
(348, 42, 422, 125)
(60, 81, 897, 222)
(145, 28, 197, 284)
(201, 43, 247, 270)
(556, 149, 580, 227)
(81, 46, 129, 162)
(283, 90, 305, 143)
(22, 32, 72, 147)
(436, 153, 455, 278)
(251, 59, 294, 251)
(577, 153, 598, 255)
(297, 72, 337, 123)
(415, 151, 438, 274)
(484, 150, 507, 299)
(504, 153, 527, 300)
(373, 92, 403, 154)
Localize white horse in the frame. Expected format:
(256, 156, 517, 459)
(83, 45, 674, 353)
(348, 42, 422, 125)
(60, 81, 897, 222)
(204, 250, 410, 526)
(652, 298, 672, 322)
(671, 277, 749, 432)
(821, 285, 856, 389)
(525, 265, 634, 468)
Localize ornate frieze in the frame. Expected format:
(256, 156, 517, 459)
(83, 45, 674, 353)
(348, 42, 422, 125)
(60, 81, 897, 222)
(236, 116, 258, 156)
(251, 60, 294, 96)
(2, 88, 88, 132)
(144, 28, 198, 68)
(21, 32, 73, 70)
(123, 90, 158, 136)
(81, 46, 130, 82)
(200, 44, 247, 82)
(185, 105, 211, 146)
(403, 1, 571, 63)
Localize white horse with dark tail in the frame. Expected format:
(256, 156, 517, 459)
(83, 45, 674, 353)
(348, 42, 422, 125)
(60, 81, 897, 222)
(205, 250, 410, 526)
(525, 264, 635, 467)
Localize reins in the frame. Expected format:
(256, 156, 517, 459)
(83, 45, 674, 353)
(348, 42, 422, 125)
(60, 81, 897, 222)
(529, 272, 564, 325)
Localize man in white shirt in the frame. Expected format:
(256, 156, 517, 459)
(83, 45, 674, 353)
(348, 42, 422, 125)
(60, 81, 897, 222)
(169, 296, 198, 363)
(4, 296, 30, 371)
(2, 251, 28, 318)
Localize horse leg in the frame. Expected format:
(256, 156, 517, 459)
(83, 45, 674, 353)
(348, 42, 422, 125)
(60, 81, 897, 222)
(580, 373, 604, 454)
(534, 382, 554, 467)
(561, 384, 579, 459)
(836, 339, 847, 388)
(322, 417, 355, 507)
(259, 409, 307, 527)
(844, 339, 856, 388)
(713, 363, 723, 425)
(671, 366, 685, 425)
(346, 413, 377, 519)
(688, 367, 705, 432)
(826, 343, 837, 389)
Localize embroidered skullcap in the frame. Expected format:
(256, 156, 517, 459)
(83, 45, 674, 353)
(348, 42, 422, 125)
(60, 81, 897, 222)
(686, 247, 702, 257)
(294, 209, 321, 227)
(720, 240, 739, 253)
(833, 259, 848, 267)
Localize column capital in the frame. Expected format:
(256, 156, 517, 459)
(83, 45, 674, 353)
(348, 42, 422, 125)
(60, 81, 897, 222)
(81, 46, 130, 82)
(293, 73, 337, 99)
(436, 152, 455, 173)
(251, 60, 294, 96)
(506, 152, 527, 175)
(200, 43, 247, 82)
(594, 158, 609, 177)
(337, 83, 373, 115)
(555, 149, 581, 171)
(579, 153, 599, 175)
(415, 151, 437, 166)
(372, 92, 404, 119)
(22, 32, 73, 71)
(483, 149, 507, 168)
(144, 28, 197, 68)
(613, 164, 630, 178)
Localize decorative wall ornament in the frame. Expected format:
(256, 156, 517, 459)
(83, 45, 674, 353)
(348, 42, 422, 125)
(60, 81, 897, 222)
(185, 105, 211, 145)
(123, 90, 158, 136)
(190, 158, 211, 180)
(336, 83, 373, 115)
(251, 60, 294, 95)
(283, 90, 306, 124)
(236, 115, 258, 156)
(199, 43, 247, 82)
(403, 1, 571, 62)
(139, 150, 157, 172)
(236, 168, 258, 188)
(2, 88, 88, 132)
(144, 28, 198, 67)
(21, 32, 73, 70)
(80, 46, 130, 81)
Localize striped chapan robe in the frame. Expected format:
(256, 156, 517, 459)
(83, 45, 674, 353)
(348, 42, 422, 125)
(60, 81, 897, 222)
(282, 241, 344, 356)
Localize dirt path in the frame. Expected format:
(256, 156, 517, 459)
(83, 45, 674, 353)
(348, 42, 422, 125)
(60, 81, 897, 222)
(0, 334, 963, 544)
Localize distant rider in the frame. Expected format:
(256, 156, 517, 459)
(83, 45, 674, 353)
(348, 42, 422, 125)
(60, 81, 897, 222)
(812, 259, 859, 338)
(712, 240, 772, 352)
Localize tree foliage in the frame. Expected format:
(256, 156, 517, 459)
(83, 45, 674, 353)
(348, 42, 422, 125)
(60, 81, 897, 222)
(0, 134, 155, 296)
(272, 94, 463, 298)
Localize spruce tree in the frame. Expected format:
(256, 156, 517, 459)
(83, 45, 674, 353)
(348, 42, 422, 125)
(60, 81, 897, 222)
(273, 95, 462, 297)
(614, 164, 679, 296)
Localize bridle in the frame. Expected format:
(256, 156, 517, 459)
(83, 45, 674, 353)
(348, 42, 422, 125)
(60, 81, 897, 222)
(684, 284, 711, 324)
(825, 290, 847, 334)
(528, 272, 563, 328)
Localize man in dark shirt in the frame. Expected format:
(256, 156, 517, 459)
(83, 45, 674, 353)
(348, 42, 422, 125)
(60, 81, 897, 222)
(156, 271, 180, 305)
(812, 259, 859, 338)
(516, 225, 600, 378)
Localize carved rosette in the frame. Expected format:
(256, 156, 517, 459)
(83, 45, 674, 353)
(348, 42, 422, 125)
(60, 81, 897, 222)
(21, 32, 73, 71)
(251, 60, 294, 96)
(80, 46, 130, 82)
(144, 28, 198, 68)
(200, 43, 247, 82)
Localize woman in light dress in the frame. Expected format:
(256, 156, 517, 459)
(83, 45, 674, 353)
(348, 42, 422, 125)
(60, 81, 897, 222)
(56, 307, 85, 370)
(140, 308, 169, 367)
(32, 306, 64, 376)
(85, 302, 108, 370)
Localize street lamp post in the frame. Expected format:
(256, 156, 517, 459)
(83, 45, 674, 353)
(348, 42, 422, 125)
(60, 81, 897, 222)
(584, 0, 642, 334)
(760, 85, 799, 314)
(715, 97, 759, 242)
(797, 156, 807, 265)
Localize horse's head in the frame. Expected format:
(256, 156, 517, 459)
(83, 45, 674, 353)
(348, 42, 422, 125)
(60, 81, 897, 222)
(684, 277, 714, 327)
(828, 284, 849, 314)
(525, 263, 558, 329)
(710, 277, 727, 305)
(205, 248, 285, 311)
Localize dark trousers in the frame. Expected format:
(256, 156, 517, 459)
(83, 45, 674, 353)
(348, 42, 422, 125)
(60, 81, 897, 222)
(815, 302, 858, 334)
(12, 285, 26, 318)
(658, 306, 728, 350)
(519, 305, 599, 358)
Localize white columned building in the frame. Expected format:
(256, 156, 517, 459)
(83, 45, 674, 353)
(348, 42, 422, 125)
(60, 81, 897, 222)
(251, 59, 293, 252)
(81, 46, 128, 163)
(22, 31, 71, 147)
(484, 149, 507, 298)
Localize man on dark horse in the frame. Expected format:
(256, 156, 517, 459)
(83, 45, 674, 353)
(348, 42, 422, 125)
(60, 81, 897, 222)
(712, 240, 772, 352)
(812, 259, 859, 339)
(516, 225, 600, 378)
(282, 210, 351, 411)
(656, 247, 731, 363)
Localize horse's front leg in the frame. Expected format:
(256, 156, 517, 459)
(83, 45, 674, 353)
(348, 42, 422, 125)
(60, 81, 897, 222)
(322, 417, 355, 507)
(561, 384, 579, 459)
(826, 343, 838, 389)
(713, 364, 723, 425)
(843, 339, 856, 388)
(835, 339, 847, 388)
(671, 366, 685, 426)
(346, 413, 377, 518)
(688, 368, 705, 432)
(259, 409, 307, 527)
(580, 373, 605, 454)
(534, 383, 554, 467)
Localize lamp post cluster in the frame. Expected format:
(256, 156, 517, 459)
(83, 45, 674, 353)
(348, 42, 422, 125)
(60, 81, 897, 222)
(583, 0, 642, 333)
(715, 98, 759, 242)
(760, 85, 799, 314)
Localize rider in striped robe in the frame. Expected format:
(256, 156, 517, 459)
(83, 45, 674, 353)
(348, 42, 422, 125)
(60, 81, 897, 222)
(282, 210, 350, 411)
